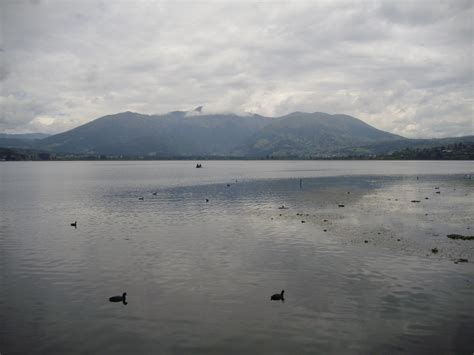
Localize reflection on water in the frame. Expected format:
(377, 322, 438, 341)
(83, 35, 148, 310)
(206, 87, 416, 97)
(0, 161, 473, 354)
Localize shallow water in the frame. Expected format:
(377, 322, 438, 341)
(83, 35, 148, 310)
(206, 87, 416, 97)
(1, 161, 473, 354)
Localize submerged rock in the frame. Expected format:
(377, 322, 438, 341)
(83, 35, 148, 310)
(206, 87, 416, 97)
(447, 234, 474, 240)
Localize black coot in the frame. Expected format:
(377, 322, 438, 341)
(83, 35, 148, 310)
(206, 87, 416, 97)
(271, 290, 285, 301)
(109, 292, 127, 304)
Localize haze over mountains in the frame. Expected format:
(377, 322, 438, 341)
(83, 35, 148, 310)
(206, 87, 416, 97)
(1, 110, 473, 159)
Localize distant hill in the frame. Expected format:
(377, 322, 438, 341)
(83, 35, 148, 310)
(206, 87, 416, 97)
(38, 111, 270, 156)
(241, 112, 404, 157)
(36, 110, 405, 157)
(380, 141, 474, 160)
(0, 133, 50, 140)
(0, 133, 51, 149)
(1, 110, 473, 159)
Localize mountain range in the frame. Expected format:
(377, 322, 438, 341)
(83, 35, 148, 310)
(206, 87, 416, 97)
(1, 110, 473, 158)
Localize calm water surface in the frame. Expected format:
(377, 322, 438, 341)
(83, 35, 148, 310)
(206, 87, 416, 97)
(1, 161, 473, 354)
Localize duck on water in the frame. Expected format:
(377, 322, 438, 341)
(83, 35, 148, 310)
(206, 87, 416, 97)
(109, 292, 127, 304)
(271, 290, 285, 301)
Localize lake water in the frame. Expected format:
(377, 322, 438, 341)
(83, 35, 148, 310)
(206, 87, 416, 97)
(1, 161, 473, 354)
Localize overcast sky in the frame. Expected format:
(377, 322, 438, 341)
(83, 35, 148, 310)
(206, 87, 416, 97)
(1, 0, 472, 137)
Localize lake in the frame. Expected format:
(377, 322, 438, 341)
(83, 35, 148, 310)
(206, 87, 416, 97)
(1, 161, 473, 354)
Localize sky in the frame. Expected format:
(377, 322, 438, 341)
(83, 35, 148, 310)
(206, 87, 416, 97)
(0, 0, 472, 138)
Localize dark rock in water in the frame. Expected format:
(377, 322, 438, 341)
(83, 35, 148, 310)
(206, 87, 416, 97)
(425, 197, 429, 200)
(323, 229, 327, 232)
(411, 200, 420, 203)
(364, 240, 368, 243)
(152, 192, 157, 195)
(397, 239, 400, 241)
(454, 258, 468, 264)
(447, 234, 474, 240)
(138, 197, 144, 200)
(226, 184, 231, 187)
(432, 247, 439, 254)
(338, 204, 345, 208)
(323, 219, 328, 222)
(206, 198, 209, 202)
(435, 191, 440, 194)
(301, 220, 305, 223)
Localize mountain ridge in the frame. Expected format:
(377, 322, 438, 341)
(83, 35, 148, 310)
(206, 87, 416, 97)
(2, 111, 473, 158)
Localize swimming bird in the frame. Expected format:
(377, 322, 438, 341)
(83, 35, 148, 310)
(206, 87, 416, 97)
(206, 198, 209, 202)
(70, 221, 77, 227)
(109, 292, 127, 304)
(139, 197, 144, 200)
(271, 290, 285, 301)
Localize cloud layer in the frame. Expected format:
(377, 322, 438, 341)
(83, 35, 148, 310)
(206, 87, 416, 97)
(1, 0, 472, 137)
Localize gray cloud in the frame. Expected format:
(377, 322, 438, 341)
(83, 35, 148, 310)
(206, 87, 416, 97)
(0, 0, 472, 138)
